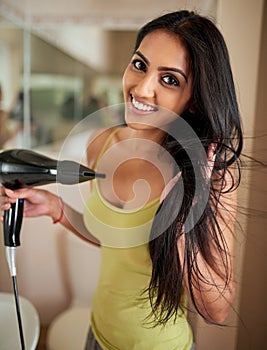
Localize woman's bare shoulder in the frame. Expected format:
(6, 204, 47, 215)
(85, 126, 121, 168)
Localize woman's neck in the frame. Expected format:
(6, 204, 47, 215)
(121, 126, 167, 147)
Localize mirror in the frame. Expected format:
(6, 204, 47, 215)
(0, 13, 137, 149)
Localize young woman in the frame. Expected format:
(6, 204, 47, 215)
(1, 10, 243, 350)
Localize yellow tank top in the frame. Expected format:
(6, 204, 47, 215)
(83, 128, 193, 350)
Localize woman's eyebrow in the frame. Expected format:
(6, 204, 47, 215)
(158, 66, 188, 83)
(134, 50, 188, 83)
(135, 51, 149, 65)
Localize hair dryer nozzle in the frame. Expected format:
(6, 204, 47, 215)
(0, 149, 105, 189)
(94, 172, 106, 179)
(56, 160, 105, 184)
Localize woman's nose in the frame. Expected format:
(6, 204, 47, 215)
(134, 74, 156, 98)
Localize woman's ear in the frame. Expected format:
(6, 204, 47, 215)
(189, 104, 196, 114)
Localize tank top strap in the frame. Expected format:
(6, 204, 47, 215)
(94, 127, 123, 169)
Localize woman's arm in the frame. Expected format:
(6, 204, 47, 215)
(169, 144, 237, 324)
(178, 182, 237, 324)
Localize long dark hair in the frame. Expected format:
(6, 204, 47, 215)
(135, 11, 243, 325)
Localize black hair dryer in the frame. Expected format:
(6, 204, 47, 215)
(0, 148, 105, 248)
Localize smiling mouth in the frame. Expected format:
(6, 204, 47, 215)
(131, 95, 158, 112)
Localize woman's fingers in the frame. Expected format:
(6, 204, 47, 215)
(207, 143, 216, 162)
(0, 198, 12, 210)
(206, 143, 217, 180)
(4, 187, 33, 199)
(1, 186, 42, 214)
(1, 188, 24, 209)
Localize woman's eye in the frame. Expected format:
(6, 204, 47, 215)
(162, 74, 180, 87)
(132, 59, 146, 72)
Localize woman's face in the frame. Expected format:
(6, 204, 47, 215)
(122, 29, 193, 130)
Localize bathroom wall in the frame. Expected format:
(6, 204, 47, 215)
(236, 0, 267, 348)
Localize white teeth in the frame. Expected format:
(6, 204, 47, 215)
(132, 97, 155, 111)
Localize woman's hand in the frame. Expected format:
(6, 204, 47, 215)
(0, 186, 62, 223)
(1, 186, 100, 246)
(206, 142, 216, 180)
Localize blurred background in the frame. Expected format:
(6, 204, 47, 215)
(0, 0, 266, 349)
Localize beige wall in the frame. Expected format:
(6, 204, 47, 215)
(237, 0, 267, 348)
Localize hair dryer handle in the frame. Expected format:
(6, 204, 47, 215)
(4, 199, 24, 247)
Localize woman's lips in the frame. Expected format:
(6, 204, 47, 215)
(131, 95, 158, 113)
